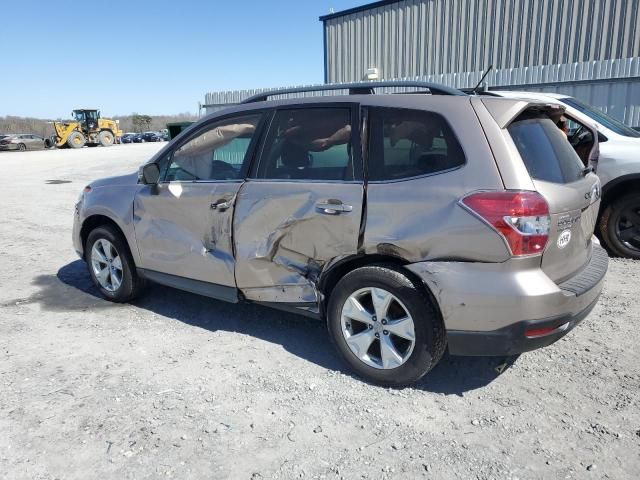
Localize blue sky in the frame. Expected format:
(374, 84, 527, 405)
(1, 0, 364, 118)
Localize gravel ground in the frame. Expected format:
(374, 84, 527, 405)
(1, 145, 639, 480)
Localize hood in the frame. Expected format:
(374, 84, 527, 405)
(89, 172, 139, 189)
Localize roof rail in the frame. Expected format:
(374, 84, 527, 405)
(241, 81, 466, 104)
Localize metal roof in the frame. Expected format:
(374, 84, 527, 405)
(319, 0, 401, 21)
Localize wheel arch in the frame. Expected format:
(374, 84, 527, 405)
(600, 174, 640, 212)
(318, 254, 444, 322)
(80, 215, 135, 261)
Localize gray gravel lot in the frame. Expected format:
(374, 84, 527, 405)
(1, 144, 639, 480)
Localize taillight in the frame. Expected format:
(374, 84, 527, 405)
(460, 191, 550, 256)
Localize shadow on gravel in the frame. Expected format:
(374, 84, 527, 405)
(36, 260, 517, 394)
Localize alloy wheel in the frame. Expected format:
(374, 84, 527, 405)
(340, 287, 416, 369)
(616, 204, 640, 252)
(91, 239, 123, 292)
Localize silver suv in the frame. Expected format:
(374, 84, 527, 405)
(73, 82, 608, 386)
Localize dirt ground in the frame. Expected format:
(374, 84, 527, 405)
(1, 144, 638, 480)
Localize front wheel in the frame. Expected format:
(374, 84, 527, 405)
(67, 131, 86, 149)
(85, 226, 145, 302)
(327, 265, 446, 387)
(599, 192, 640, 259)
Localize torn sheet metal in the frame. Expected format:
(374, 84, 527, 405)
(233, 182, 364, 303)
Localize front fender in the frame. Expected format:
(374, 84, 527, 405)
(80, 184, 143, 264)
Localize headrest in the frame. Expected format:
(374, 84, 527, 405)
(281, 141, 310, 169)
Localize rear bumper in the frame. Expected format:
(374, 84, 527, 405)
(0, 144, 18, 150)
(446, 294, 600, 356)
(407, 242, 608, 356)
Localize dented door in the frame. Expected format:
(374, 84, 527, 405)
(133, 182, 240, 286)
(233, 104, 364, 305)
(233, 183, 363, 303)
(133, 112, 264, 288)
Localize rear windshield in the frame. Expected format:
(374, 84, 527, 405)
(508, 116, 584, 184)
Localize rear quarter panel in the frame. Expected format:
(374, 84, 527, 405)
(362, 96, 510, 262)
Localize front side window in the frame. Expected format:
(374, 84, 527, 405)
(256, 107, 354, 181)
(163, 114, 261, 182)
(367, 107, 465, 181)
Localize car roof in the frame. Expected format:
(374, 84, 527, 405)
(201, 93, 475, 119)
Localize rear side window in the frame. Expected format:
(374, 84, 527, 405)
(256, 107, 355, 181)
(508, 116, 584, 184)
(367, 107, 465, 181)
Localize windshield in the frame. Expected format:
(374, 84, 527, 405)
(561, 97, 640, 138)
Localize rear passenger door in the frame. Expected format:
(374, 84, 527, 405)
(233, 104, 364, 306)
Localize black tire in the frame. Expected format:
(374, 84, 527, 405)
(85, 225, 145, 302)
(598, 192, 640, 260)
(18, 143, 26, 151)
(97, 130, 115, 147)
(327, 264, 446, 387)
(67, 131, 86, 149)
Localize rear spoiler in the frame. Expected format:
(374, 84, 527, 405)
(479, 97, 565, 129)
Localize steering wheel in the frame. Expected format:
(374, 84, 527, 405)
(568, 125, 587, 147)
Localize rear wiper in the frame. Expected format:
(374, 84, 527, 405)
(582, 165, 594, 176)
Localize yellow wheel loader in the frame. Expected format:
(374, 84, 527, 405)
(53, 109, 122, 148)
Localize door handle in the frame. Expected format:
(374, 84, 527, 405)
(315, 200, 353, 215)
(210, 199, 232, 211)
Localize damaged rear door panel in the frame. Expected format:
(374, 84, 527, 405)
(233, 104, 364, 309)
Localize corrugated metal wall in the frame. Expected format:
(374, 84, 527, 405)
(204, 57, 640, 125)
(323, 0, 640, 83)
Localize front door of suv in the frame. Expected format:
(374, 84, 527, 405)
(133, 113, 264, 299)
(233, 104, 364, 306)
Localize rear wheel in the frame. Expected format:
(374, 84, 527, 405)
(18, 143, 26, 151)
(327, 265, 446, 387)
(97, 130, 115, 147)
(67, 131, 86, 149)
(599, 192, 640, 259)
(85, 226, 145, 302)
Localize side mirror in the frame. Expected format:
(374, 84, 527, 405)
(140, 163, 160, 184)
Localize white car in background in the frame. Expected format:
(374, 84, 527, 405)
(483, 90, 640, 260)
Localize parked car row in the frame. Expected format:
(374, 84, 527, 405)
(120, 131, 169, 143)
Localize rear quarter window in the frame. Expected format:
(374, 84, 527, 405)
(367, 107, 465, 181)
(508, 116, 584, 184)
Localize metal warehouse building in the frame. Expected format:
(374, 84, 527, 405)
(320, 0, 640, 126)
(204, 0, 640, 126)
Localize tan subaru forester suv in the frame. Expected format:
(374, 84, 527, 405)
(73, 82, 608, 386)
